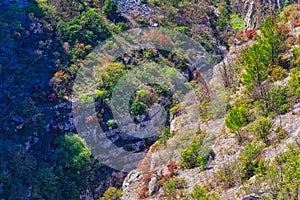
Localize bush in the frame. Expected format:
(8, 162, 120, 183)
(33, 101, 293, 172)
(230, 13, 244, 30)
(225, 105, 249, 141)
(53, 134, 92, 199)
(288, 67, 300, 95)
(112, 22, 129, 33)
(137, 185, 149, 199)
(270, 66, 288, 82)
(163, 177, 187, 198)
(100, 187, 122, 200)
(263, 145, 300, 199)
(23, 3, 45, 18)
(197, 153, 208, 170)
(240, 142, 265, 181)
(107, 119, 117, 129)
(159, 127, 172, 144)
(102, 0, 117, 15)
(189, 185, 220, 200)
(216, 162, 243, 189)
(169, 103, 182, 115)
(60, 9, 110, 45)
(95, 89, 108, 99)
(268, 86, 290, 115)
(54, 134, 92, 171)
(181, 135, 202, 169)
(246, 116, 272, 143)
(292, 47, 300, 67)
(181, 132, 213, 169)
(130, 101, 147, 116)
(79, 94, 94, 105)
(99, 62, 126, 94)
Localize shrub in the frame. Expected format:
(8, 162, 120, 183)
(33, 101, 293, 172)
(102, 0, 117, 15)
(53, 134, 92, 198)
(189, 185, 220, 200)
(181, 135, 203, 169)
(130, 101, 147, 116)
(246, 116, 272, 143)
(95, 89, 108, 99)
(270, 66, 288, 82)
(216, 162, 243, 189)
(292, 47, 300, 67)
(79, 94, 94, 105)
(137, 185, 149, 199)
(23, 3, 45, 18)
(174, 26, 190, 35)
(240, 142, 265, 181)
(59, 9, 110, 45)
(169, 103, 182, 115)
(54, 134, 92, 171)
(264, 145, 300, 199)
(163, 177, 187, 198)
(225, 105, 248, 141)
(107, 119, 117, 129)
(112, 22, 129, 33)
(99, 62, 126, 94)
(159, 127, 172, 144)
(100, 187, 122, 200)
(230, 13, 244, 30)
(288, 67, 300, 95)
(181, 132, 213, 170)
(167, 161, 178, 175)
(268, 86, 290, 115)
(245, 30, 257, 39)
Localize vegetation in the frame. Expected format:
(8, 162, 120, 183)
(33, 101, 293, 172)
(1, 0, 300, 199)
(188, 185, 220, 200)
(162, 177, 187, 199)
(263, 144, 300, 199)
(225, 105, 249, 142)
(59, 9, 111, 46)
(101, 187, 122, 200)
(246, 116, 272, 143)
(180, 131, 214, 170)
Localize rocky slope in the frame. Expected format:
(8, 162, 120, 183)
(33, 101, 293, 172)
(1, 0, 299, 199)
(121, 7, 300, 199)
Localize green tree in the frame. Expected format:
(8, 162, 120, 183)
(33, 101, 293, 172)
(31, 168, 58, 199)
(242, 43, 270, 98)
(102, 0, 117, 15)
(240, 143, 265, 181)
(55, 134, 91, 172)
(53, 134, 92, 199)
(60, 9, 110, 45)
(260, 17, 285, 64)
(180, 133, 212, 170)
(225, 105, 248, 141)
(99, 62, 126, 94)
